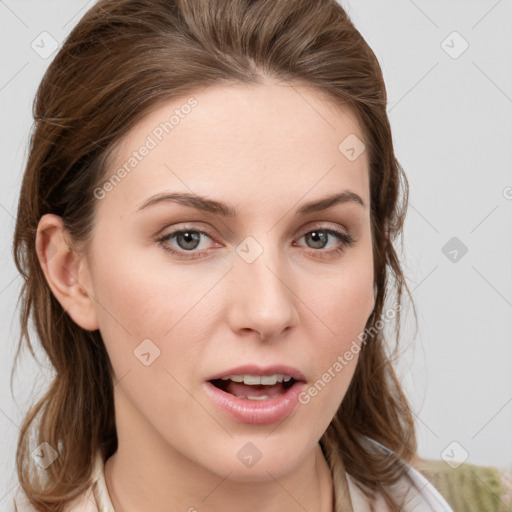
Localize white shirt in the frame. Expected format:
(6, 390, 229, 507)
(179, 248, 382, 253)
(14, 449, 454, 512)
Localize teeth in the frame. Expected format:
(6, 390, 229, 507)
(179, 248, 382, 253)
(247, 395, 270, 400)
(220, 375, 243, 382)
(243, 375, 262, 385)
(219, 374, 292, 385)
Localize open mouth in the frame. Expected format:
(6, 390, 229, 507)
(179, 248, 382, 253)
(204, 369, 307, 424)
(209, 374, 297, 400)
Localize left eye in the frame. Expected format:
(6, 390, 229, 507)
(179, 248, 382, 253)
(297, 228, 352, 250)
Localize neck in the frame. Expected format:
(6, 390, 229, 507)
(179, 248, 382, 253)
(104, 394, 335, 512)
(105, 443, 334, 512)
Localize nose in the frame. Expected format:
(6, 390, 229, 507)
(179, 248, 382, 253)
(226, 244, 299, 341)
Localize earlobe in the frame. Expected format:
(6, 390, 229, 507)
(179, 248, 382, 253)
(35, 214, 99, 331)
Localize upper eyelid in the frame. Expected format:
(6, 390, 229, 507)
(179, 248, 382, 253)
(159, 222, 351, 246)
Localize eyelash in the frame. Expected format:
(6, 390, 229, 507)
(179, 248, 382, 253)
(156, 224, 355, 260)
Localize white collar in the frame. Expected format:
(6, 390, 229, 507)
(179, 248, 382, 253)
(88, 451, 452, 512)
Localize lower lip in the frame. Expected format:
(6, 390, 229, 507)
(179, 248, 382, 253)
(203, 381, 306, 425)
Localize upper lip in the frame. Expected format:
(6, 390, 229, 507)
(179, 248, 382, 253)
(206, 364, 306, 382)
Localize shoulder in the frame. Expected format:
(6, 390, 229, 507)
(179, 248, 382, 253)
(346, 465, 453, 511)
(398, 463, 455, 511)
(13, 486, 99, 512)
(344, 442, 454, 512)
(416, 457, 512, 511)
(13, 452, 110, 512)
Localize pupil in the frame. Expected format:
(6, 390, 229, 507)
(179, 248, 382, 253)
(307, 230, 327, 249)
(178, 231, 200, 250)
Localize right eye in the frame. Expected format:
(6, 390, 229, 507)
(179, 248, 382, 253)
(156, 225, 220, 259)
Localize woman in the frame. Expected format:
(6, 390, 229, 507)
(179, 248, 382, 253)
(12, 0, 453, 510)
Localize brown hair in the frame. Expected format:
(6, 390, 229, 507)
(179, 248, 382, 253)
(12, 0, 419, 510)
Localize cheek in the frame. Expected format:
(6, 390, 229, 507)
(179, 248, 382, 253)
(89, 243, 222, 381)
(297, 248, 374, 424)
(307, 246, 375, 351)
(89, 254, 208, 432)
(309, 276, 372, 377)
(88, 249, 174, 368)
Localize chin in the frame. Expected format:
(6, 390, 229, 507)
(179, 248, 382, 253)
(203, 438, 314, 483)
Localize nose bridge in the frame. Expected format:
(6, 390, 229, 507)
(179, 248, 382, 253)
(228, 234, 298, 339)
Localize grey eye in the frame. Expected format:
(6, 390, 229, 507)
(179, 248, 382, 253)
(304, 230, 329, 249)
(174, 231, 202, 250)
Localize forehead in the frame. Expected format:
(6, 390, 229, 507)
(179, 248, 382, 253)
(98, 81, 370, 218)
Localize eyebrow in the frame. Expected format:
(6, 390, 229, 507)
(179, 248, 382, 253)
(136, 190, 365, 216)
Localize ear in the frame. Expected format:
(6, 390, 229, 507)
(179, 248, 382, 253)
(35, 214, 99, 331)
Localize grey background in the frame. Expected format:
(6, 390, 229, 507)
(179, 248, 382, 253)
(1, 0, 511, 506)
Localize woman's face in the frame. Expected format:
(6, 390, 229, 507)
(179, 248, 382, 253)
(81, 81, 374, 480)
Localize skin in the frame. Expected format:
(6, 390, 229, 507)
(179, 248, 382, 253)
(36, 80, 375, 512)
